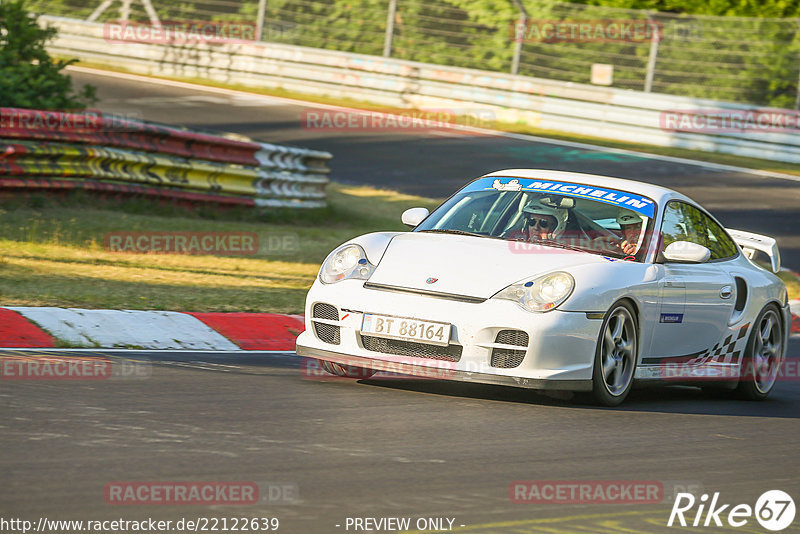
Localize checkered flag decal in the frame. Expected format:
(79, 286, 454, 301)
(685, 323, 750, 366)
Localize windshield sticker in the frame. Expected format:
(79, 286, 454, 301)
(492, 178, 522, 191)
(472, 177, 656, 218)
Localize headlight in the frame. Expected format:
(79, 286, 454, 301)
(493, 271, 574, 312)
(319, 244, 375, 284)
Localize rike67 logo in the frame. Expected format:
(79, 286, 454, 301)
(668, 490, 795, 531)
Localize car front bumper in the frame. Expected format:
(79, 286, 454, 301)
(295, 279, 603, 391)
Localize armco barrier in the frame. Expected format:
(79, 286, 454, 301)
(42, 16, 800, 164)
(0, 107, 332, 208)
(0, 177, 255, 206)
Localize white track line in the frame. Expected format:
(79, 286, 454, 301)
(67, 65, 800, 183)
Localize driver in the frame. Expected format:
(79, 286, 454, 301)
(616, 210, 643, 255)
(522, 201, 568, 242)
(590, 209, 643, 255)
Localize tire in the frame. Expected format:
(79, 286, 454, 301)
(591, 301, 639, 406)
(319, 360, 376, 379)
(736, 304, 784, 400)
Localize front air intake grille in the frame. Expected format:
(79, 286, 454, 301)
(360, 335, 462, 362)
(312, 303, 339, 321)
(495, 329, 529, 347)
(491, 329, 529, 368)
(314, 322, 341, 345)
(312, 303, 340, 345)
(490, 349, 525, 368)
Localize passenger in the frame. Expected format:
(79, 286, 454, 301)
(522, 201, 568, 242)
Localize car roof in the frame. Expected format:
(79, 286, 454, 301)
(480, 169, 695, 208)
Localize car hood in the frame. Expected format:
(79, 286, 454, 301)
(366, 232, 606, 299)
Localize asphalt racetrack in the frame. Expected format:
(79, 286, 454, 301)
(1, 345, 799, 533)
(1, 69, 799, 533)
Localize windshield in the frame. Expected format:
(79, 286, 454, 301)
(415, 176, 657, 261)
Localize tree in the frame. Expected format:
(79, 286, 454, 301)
(0, 0, 96, 110)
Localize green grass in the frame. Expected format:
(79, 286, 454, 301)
(0, 184, 442, 313)
(67, 61, 800, 177)
(1, 184, 797, 314)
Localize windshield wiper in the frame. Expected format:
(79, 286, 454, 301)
(418, 229, 487, 238)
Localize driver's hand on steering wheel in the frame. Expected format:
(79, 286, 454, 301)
(619, 240, 637, 255)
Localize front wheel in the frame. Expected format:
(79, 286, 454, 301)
(591, 301, 638, 406)
(319, 360, 376, 379)
(736, 304, 784, 400)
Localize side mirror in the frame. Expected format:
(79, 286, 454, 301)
(662, 241, 711, 263)
(401, 207, 429, 228)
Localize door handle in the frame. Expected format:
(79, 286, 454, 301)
(720, 285, 733, 299)
(664, 279, 685, 288)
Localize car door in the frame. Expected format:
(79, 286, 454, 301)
(647, 201, 737, 359)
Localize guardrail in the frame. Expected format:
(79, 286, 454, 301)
(0, 107, 332, 208)
(41, 16, 800, 165)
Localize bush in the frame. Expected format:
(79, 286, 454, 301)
(0, 0, 96, 110)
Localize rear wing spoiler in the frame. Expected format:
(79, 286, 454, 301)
(727, 229, 781, 273)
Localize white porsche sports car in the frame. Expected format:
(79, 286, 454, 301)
(296, 170, 790, 405)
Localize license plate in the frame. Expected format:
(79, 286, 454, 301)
(361, 314, 451, 346)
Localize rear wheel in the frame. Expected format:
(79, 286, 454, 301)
(591, 301, 638, 406)
(736, 304, 783, 400)
(319, 360, 376, 379)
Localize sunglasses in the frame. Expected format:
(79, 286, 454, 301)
(527, 216, 555, 229)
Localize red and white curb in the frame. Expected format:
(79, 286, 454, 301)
(0, 307, 304, 350)
(783, 268, 800, 337)
(791, 299, 800, 337)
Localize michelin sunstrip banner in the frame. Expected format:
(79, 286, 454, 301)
(468, 177, 656, 218)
